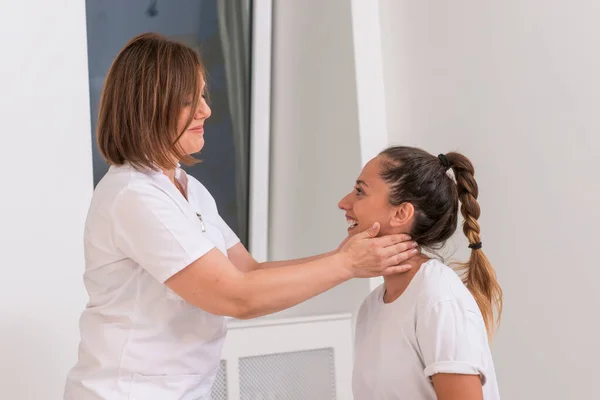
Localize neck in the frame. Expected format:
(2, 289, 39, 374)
(163, 166, 188, 200)
(383, 252, 430, 303)
(162, 168, 177, 184)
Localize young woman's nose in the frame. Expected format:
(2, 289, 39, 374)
(338, 193, 352, 210)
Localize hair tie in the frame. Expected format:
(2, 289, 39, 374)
(468, 242, 483, 250)
(438, 154, 451, 171)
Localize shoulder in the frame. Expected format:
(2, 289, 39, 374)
(96, 164, 165, 194)
(92, 166, 157, 208)
(86, 166, 181, 246)
(92, 166, 182, 219)
(414, 262, 488, 344)
(416, 259, 479, 312)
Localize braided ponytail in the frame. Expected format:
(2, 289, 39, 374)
(446, 152, 503, 339)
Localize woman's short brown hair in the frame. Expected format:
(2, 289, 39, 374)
(97, 32, 205, 171)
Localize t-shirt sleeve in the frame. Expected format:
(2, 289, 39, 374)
(416, 299, 489, 384)
(111, 185, 216, 283)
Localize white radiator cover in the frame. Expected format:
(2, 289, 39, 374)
(214, 313, 354, 399)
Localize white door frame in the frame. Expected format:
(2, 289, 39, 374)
(248, 0, 273, 262)
(350, 0, 389, 291)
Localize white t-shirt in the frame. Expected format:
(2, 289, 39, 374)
(64, 164, 240, 400)
(352, 259, 500, 400)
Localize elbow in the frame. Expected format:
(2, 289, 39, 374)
(222, 284, 257, 320)
(227, 300, 254, 320)
(230, 308, 255, 320)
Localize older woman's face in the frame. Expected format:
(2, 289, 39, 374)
(177, 81, 212, 156)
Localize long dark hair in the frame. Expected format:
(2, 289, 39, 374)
(379, 146, 503, 338)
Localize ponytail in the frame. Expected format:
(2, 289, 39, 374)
(446, 152, 503, 339)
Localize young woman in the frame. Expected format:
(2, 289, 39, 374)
(63, 34, 418, 399)
(343, 146, 503, 400)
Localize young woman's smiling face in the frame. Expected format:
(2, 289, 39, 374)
(338, 156, 409, 237)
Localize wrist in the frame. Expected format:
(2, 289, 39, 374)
(331, 251, 355, 280)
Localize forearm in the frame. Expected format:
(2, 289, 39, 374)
(257, 250, 336, 270)
(237, 252, 352, 319)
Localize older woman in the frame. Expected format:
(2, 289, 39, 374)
(63, 33, 418, 400)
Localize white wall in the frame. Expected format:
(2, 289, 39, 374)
(268, 0, 370, 319)
(380, 1, 600, 399)
(0, 1, 93, 399)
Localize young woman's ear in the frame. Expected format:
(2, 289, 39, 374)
(389, 202, 415, 228)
